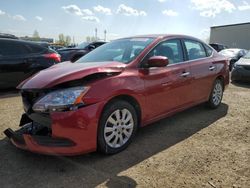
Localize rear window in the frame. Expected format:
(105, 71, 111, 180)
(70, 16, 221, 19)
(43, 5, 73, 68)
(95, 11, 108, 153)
(27, 43, 47, 54)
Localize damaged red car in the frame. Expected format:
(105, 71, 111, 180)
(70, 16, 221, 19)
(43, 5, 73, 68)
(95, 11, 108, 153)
(4, 35, 229, 155)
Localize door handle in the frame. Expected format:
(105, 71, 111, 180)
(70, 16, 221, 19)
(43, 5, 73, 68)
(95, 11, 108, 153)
(209, 66, 215, 71)
(181, 72, 190, 77)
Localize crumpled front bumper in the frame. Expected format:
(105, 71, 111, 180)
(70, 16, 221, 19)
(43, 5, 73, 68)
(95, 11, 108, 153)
(4, 124, 75, 149)
(4, 102, 104, 156)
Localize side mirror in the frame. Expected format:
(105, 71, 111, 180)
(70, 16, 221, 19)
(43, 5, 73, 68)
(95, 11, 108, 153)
(147, 56, 169, 68)
(88, 45, 95, 51)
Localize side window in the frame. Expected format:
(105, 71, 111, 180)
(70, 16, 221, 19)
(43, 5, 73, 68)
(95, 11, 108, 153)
(203, 44, 213, 57)
(142, 39, 184, 65)
(0, 41, 30, 56)
(184, 40, 206, 60)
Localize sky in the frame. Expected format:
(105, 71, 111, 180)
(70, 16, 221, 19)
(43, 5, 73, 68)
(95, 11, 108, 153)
(0, 0, 250, 43)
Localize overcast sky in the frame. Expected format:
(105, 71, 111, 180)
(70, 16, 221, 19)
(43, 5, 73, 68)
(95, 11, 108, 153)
(0, 0, 250, 43)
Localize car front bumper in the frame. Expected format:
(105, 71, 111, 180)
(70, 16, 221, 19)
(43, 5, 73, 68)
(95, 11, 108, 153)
(231, 67, 250, 81)
(4, 102, 104, 156)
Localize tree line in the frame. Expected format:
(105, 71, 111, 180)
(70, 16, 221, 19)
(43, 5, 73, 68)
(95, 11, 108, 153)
(32, 30, 99, 46)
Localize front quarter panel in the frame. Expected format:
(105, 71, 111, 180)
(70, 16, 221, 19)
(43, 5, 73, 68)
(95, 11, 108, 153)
(83, 69, 146, 122)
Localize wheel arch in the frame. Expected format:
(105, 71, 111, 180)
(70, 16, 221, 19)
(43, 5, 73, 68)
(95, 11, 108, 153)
(100, 94, 142, 127)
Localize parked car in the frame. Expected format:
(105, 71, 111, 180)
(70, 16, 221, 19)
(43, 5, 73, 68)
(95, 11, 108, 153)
(4, 34, 229, 156)
(231, 51, 250, 82)
(58, 41, 106, 62)
(219, 48, 248, 71)
(0, 33, 19, 39)
(49, 44, 64, 51)
(0, 38, 61, 89)
(209, 43, 227, 52)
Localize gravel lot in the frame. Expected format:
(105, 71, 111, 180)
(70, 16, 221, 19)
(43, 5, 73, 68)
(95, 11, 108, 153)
(0, 83, 249, 188)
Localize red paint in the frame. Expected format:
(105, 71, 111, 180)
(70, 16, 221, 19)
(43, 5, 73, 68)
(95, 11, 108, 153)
(11, 34, 229, 155)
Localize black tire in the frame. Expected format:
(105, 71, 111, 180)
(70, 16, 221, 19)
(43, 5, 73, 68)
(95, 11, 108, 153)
(97, 100, 138, 154)
(207, 79, 224, 109)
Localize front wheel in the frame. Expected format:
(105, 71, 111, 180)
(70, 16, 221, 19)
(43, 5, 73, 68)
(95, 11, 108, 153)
(207, 79, 224, 109)
(98, 100, 138, 154)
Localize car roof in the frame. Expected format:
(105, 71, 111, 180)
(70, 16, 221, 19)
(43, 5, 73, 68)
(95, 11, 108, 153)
(119, 34, 204, 41)
(0, 38, 47, 46)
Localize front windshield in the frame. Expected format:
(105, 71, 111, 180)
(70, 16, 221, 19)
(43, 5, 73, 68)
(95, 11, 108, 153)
(76, 37, 155, 64)
(243, 51, 250, 59)
(77, 42, 90, 49)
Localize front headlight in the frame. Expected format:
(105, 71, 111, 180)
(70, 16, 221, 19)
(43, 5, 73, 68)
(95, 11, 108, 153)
(32, 86, 89, 112)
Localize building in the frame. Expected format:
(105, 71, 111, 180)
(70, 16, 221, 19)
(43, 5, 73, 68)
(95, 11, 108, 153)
(210, 22, 250, 49)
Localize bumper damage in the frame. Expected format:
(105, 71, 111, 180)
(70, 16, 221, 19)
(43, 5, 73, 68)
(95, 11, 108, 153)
(4, 101, 103, 156)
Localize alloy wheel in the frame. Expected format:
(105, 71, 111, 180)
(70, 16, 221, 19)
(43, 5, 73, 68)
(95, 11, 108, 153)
(212, 81, 223, 106)
(104, 109, 134, 148)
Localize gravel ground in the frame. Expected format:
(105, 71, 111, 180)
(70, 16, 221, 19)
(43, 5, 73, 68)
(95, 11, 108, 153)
(0, 83, 249, 188)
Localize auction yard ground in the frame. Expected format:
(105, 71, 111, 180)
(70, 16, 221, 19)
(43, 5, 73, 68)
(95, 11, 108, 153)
(0, 83, 249, 188)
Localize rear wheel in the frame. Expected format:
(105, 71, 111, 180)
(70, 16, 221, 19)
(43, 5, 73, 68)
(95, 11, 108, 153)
(98, 100, 138, 154)
(207, 79, 224, 109)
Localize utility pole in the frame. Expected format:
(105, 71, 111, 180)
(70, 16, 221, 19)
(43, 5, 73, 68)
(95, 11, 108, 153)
(104, 30, 107, 42)
(95, 28, 97, 41)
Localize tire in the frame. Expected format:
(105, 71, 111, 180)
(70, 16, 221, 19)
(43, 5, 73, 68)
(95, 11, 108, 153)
(207, 79, 224, 109)
(97, 100, 138, 154)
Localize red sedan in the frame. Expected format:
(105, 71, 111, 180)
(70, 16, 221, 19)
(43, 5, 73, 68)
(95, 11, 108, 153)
(4, 34, 229, 155)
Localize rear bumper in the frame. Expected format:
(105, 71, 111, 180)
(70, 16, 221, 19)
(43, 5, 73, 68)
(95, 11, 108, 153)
(4, 102, 105, 156)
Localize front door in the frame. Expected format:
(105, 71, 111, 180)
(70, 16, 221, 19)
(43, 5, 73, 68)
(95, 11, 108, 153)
(139, 39, 193, 122)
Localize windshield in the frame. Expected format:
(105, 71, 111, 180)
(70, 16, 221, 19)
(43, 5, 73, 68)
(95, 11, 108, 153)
(77, 42, 90, 49)
(76, 37, 155, 64)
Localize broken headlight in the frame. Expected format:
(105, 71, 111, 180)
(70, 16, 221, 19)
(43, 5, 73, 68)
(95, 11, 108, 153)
(32, 86, 89, 112)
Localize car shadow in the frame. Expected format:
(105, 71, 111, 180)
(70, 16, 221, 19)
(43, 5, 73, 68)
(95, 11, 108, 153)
(231, 81, 250, 89)
(0, 89, 20, 99)
(0, 103, 228, 188)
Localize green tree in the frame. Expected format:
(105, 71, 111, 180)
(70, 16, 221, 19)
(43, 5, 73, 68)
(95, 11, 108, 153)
(32, 30, 40, 41)
(65, 35, 71, 46)
(86, 36, 97, 42)
(58, 33, 65, 45)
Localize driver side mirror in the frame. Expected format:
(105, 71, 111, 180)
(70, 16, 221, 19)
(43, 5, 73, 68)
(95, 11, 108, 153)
(147, 56, 169, 68)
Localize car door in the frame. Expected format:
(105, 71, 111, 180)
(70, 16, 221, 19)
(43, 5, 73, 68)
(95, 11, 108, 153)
(0, 40, 31, 88)
(183, 39, 215, 102)
(140, 39, 193, 122)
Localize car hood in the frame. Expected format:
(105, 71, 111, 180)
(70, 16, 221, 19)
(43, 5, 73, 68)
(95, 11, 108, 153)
(235, 58, 250, 66)
(18, 61, 125, 89)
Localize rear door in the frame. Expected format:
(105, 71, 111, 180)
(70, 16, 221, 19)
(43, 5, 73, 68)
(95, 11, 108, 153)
(0, 40, 32, 88)
(182, 39, 215, 102)
(140, 39, 193, 121)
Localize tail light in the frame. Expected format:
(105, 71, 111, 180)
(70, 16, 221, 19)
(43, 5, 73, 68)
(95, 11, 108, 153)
(44, 53, 61, 63)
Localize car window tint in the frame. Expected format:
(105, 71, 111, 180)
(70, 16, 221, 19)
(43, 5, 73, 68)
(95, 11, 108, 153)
(93, 42, 104, 48)
(184, 40, 206, 60)
(0, 41, 30, 56)
(204, 44, 213, 57)
(27, 44, 47, 54)
(143, 39, 184, 65)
